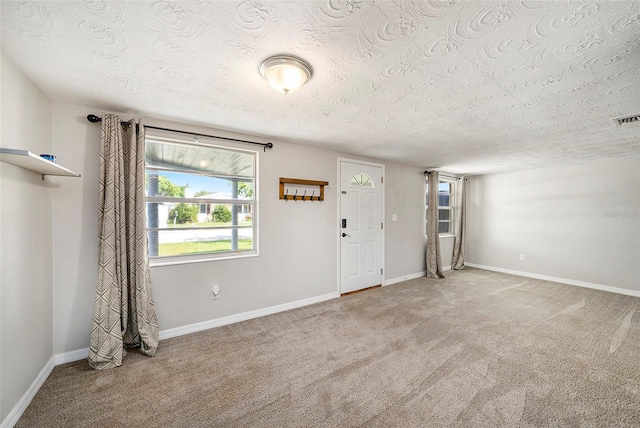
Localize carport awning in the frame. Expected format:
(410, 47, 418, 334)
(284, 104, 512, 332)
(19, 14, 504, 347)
(145, 136, 254, 180)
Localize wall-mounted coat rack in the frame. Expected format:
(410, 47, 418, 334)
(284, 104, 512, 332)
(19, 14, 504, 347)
(279, 177, 329, 201)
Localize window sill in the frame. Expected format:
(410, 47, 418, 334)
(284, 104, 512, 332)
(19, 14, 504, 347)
(150, 251, 258, 267)
(425, 234, 456, 240)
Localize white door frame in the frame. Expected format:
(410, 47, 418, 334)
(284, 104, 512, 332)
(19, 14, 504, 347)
(337, 157, 385, 294)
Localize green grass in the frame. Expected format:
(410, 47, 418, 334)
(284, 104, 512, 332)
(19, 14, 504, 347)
(166, 221, 252, 228)
(159, 239, 253, 256)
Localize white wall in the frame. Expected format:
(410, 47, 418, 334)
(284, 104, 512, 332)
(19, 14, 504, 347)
(384, 165, 427, 278)
(150, 125, 339, 331)
(50, 104, 100, 354)
(50, 104, 429, 353)
(0, 54, 54, 422)
(466, 157, 640, 293)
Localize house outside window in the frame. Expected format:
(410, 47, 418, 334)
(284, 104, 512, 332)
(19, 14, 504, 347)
(426, 179, 456, 236)
(145, 134, 257, 265)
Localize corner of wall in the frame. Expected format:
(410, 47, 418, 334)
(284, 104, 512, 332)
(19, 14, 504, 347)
(1, 52, 55, 426)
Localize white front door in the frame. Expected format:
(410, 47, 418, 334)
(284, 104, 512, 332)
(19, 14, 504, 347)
(340, 161, 383, 294)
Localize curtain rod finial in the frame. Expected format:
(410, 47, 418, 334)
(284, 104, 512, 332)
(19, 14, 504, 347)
(87, 114, 101, 123)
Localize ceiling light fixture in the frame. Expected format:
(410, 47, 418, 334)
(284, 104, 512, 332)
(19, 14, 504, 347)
(259, 55, 313, 94)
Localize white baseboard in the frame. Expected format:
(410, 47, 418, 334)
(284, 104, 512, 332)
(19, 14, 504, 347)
(1, 291, 341, 428)
(7, 291, 337, 428)
(54, 347, 90, 365)
(1, 357, 55, 428)
(465, 263, 640, 297)
(383, 271, 426, 286)
(159, 291, 340, 340)
(51, 291, 341, 367)
(383, 266, 457, 286)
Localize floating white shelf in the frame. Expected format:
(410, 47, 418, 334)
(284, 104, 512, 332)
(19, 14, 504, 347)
(0, 148, 80, 179)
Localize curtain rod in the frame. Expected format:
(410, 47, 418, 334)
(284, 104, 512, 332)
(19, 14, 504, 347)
(86, 114, 274, 151)
(424, 170, 461, 180)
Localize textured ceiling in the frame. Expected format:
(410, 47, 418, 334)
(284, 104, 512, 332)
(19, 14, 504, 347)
(2, 0, 639, 174)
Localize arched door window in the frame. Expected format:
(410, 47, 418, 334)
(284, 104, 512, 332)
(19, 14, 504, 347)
(350, 172, 374, 188)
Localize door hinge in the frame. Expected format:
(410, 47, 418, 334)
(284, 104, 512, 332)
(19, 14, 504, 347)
(381, 268, 384, 275)
(381, 222, 384, 229)
(381, 176, 384, 184)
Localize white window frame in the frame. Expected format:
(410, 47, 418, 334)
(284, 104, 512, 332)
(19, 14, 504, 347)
(425, 177, 457, 237)
(145, 135, 259, 267)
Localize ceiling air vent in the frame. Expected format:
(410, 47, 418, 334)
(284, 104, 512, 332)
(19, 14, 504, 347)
(611, 114, 640, 126)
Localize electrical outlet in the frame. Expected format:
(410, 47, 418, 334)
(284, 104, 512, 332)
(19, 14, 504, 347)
(519, 254, 526, 261)
(211, 284, 220, 300)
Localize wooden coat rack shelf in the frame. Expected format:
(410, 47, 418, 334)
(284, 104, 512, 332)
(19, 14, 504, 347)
(279, 177, 329, 201)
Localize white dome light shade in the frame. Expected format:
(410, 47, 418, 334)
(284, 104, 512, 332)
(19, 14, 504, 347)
(259, 55, 313, 94)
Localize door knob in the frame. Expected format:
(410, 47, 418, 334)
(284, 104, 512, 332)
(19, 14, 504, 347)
(342, 232, 350, 237)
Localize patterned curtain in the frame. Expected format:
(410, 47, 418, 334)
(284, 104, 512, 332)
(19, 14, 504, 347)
(426, 171, 445, 278)
(451, 177, 466, 270)
(88, 114, 159, 370)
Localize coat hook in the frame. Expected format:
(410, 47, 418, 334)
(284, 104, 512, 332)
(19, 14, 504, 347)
(294, 190, 298, 201)
(303, 190, 307, 201)
(284, 189, 288, 201)
(311, 190, 315, 201)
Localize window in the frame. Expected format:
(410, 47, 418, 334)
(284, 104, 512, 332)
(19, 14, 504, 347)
(426, 179, 456, 235)
(145, 135, 257, 264)
(350, 172, 374, 188)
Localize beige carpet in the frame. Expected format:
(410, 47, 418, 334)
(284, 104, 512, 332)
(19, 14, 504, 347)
(17, 268, 640, 427)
